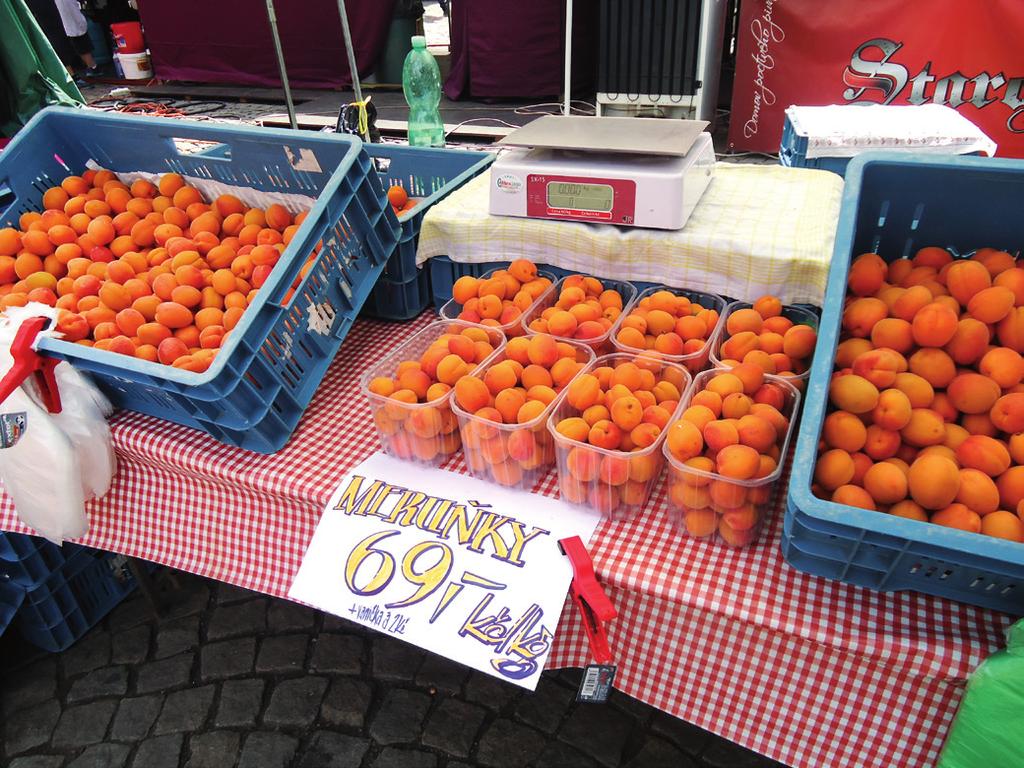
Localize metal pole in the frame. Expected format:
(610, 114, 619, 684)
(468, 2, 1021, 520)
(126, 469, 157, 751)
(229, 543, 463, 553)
(563, 0, 573, 116)
(336, 0, 369, 141)
(265, 0, 297, 129)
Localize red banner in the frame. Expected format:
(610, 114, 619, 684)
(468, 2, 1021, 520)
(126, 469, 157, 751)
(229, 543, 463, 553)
(728, 0, 1024, 157)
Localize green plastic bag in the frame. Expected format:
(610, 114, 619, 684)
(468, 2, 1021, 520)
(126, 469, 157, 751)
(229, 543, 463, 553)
(937, 619, 1024, 768)
(0, 0, 82, 138)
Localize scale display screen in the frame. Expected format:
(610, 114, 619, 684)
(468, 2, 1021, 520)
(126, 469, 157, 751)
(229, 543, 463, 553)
(546, 182, 614, 212)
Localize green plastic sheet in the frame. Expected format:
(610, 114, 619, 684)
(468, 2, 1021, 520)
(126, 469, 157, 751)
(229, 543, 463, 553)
(0, 0, 83, 137)
(937, 619, 1024, 767)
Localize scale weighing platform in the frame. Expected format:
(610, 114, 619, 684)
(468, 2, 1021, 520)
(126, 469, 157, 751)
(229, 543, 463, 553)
(488, 115, 715, 230)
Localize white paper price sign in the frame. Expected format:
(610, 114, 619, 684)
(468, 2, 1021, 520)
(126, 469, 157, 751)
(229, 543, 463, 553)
(289, 453, 601, 690)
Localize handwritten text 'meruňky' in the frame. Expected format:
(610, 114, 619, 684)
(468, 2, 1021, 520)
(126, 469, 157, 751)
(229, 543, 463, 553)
(333, 474, 550, 568)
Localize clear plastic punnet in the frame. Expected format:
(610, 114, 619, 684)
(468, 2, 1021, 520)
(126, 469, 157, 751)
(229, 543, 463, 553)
(610, 285, 727, 375)
(452, 338, 595, 491)
(664, 369, 801, 548)
(547, 352, 692, 520)
(362, 320, 505, 467)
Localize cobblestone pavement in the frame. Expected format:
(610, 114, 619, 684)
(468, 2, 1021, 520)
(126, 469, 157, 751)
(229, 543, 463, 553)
(1, 571, 787, 768)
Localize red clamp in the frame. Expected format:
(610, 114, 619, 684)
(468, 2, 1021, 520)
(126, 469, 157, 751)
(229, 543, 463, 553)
(0, 316, 61, 414)
(560, 536, 616, 664)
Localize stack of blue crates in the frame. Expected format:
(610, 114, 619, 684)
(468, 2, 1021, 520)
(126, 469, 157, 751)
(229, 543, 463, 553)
(0, 532, 142, 652)
(360, 145, 495, 320)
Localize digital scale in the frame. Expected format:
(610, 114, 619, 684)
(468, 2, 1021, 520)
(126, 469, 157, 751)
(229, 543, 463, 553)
(488, 115, 715, 230)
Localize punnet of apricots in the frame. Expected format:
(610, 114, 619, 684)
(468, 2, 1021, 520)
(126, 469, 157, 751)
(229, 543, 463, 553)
(813, 246, 1024, 544)
(363, 320, 503, 465)
(446, 259, 553, 337)
(664, 366, 798, 547)
(0, 168, 314, 373)
(452, 333, 594, 489)
(548, 353, 691, 519)
(713, 296, 818, 384)
(524, 274, 631, 352)
(613, 286, 724, 373)
(386, 184, 418, 216)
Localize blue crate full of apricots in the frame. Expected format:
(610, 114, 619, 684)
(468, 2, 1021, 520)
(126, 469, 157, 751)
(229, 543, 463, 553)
(0, 108, 399, 453)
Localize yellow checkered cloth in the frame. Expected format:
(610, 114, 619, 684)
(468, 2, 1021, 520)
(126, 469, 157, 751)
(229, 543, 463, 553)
(417, 162, 843, 306)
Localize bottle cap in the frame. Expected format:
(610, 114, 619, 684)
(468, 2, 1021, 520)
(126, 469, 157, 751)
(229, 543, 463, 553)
(411, 35, 426, 49)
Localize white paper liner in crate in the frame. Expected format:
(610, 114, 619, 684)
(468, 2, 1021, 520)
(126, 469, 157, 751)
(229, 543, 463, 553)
(785, 104, 997, 159)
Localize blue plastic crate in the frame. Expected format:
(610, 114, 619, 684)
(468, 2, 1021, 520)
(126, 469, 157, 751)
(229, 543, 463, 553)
(780, 114, 985, 178)
(779, 114, 851, 176)
(0, 532, 84, 590)
(16, 546, 139, 653)
(786, 152, 1024, 615)
(0, 578, 25, 638)
(361, 270, 432, 321)
(365, 144, 495, 284)
(0, 107, 400, 453)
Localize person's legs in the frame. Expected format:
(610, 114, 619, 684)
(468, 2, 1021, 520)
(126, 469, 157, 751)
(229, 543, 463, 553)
(68, 34, 97, 73)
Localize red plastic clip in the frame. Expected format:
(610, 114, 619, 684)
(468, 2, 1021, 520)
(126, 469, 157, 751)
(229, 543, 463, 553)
(559, 536, 616, 664)
(0, 316, 61, 414)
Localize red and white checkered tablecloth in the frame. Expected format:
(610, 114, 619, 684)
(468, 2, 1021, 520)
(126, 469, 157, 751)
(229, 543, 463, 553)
(0, 312, 1012, 768)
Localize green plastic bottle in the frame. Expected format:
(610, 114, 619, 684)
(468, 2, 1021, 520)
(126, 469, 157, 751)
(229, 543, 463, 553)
(402, 35, 444, 147)
(936, 618, 1024, 767)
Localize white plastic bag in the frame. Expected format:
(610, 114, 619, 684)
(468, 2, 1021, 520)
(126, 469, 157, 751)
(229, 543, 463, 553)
(0, 304, 117, 542)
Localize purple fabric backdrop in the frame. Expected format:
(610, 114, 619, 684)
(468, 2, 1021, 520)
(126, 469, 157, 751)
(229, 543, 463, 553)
(445, 0, 597, 100)
(137, 0, 396, 88)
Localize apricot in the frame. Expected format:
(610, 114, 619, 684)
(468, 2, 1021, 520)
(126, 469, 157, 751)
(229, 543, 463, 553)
(946, 259, 991, 306)
(980, 510, 1024, 541)
(871, 389, 912, 431)
(943, 318, 990, 366)
(907, 455, 960, 510)
(454, 376, 490, 412)
(890, 500, 928, 521)
(829, 374, 879, 414)
(968, 285, 1015, 324)
(929, 503, 981, 533)
(831, 484, 876, 510)
(990, 393, 1024, 433)
(815, 449, 855, 491)
(996, 466, 1024, 512)
(736, 414, 776, 453)
(943, 374, 999, 416)
(666, 419, 703, 461)
(870, 318, 913, 354)
(979, 347, 1024, 389)
(823, 411, 867, 452)
(899, 408, 946, 448)
(863, 461, 908, 505)
(842, 297, 888, 338)
(908, 348, 956, 388)
(911, 302, 958, 347)
(956, 468, 1000, 515)
(847, 255, 886, 296)
(526, 334, 559, 367)
(851, 348, 905, 388)
(716, 444, 759, 480)
(997, 307, 1024, 352)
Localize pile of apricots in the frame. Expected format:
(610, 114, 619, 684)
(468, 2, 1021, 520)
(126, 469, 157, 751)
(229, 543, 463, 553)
(0, 169, 312, 372)
(367, 324, 500, 463)
(813, 247, 1024, 543)
(453, 333, 589, 487)
(665, 366, 793, 546)
(525, 275, 625, 347)
(450, 259, 552, 335)
(715, 296, 818, 379)
(614, 289, 721, 371)
(551, 356, 688, 516)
